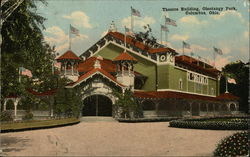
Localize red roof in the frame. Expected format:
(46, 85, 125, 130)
(217, 93, 239, 100)
(69, 68, 124, 87)
(175, 56, 220, 77)
(78, 57, 116, 73)
(113, 52, 137, 62)
(27, 88, 57, 96)
(108, 32, 177, 54)
(134, 91, 219, 102)
(57, 50, 81, 61)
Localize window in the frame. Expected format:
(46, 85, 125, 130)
(179, 78, 183, 89)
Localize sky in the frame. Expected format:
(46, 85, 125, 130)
(37, 0, 250, 70)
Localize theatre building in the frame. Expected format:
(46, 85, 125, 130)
(55, 29, 239, 118)
(2, 29, 240, 119)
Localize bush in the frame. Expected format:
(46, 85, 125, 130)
(22, 111, 33, 120)
(117, 117, 180, 123)
(0, 110, 14, 122)
(169, 117, 248, 130)
(213, 131, 249, 156)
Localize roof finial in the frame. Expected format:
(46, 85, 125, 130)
(94, 59, 101, 69)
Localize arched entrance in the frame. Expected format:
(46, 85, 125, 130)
(82, 95, 112, 116)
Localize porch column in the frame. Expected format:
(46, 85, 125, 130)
(71, 62, 74, 75)
(3, 100, 7, 111)
(64, 62, 67, 75)
(14, 99, 19, 117)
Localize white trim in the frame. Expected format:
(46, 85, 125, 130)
(65, 71, 124, 89)
(174, 65, 217, 80)
(156, 88, 216, 97)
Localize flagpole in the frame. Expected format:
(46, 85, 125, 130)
(160, 25, 162, 45)
(182, 42, 184, 60)
(131, 7, 133, 33)
(69, 24, 72, 50)
(165, 23, 167, 47)
(124, 27, 127, 52)
(225, 76, 229, 93)
(213, 51, 216, 68)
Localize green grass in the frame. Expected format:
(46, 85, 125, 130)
(1, 118, 80, 131)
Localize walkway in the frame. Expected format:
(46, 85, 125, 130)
(1, 119, 237, 156)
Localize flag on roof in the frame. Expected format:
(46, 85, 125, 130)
(131, 7, 141, 17)
(124, 26, 135, 36)
(228, 78, 236, 84)
(190, 52, 194, 56)
(213, 47, 223, 55)
(183, 41, 191, 49)
(70, 24, 80, 36)
(165, 17, 177, 27)
(161, 25, 169, 32)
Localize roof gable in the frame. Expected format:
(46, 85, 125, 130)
(57, 50, 81, 61)
(67, 68, 124, 88)
(113, 52, 137, 62)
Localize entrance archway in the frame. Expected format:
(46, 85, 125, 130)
(82, 95, 112, 116)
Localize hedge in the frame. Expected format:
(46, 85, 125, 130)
(117, 117, 180, 123)
(169, 117, 248, 130)
(213, 131, 249, 156)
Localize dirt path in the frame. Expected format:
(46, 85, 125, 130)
(1, 121, 238, 156)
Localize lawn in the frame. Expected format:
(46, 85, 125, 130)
(1, 118, 80, 132)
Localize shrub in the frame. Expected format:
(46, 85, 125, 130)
(22, 111, 33, 121)
(213, 131, 249, 156)
(169, 117, 248, 130)
(118, 117, 180, 123)
(0, 110, 13, 122)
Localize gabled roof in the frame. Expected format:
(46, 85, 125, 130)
(57, 50, 81, 61)
(67, 68, 125, 88)
(107, 32, 177, 54)
(134, 91, 219, 102)
(113, 52, 137, 62)
(216, 92, 239, 100)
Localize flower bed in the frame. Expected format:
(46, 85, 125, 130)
(169, 117, 248, 130)
(213, 131, 249, 156)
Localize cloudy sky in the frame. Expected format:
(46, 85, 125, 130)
(37, 0, 249, 69)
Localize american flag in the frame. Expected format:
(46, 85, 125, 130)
(19, 67, 32, 78)
(228, 78, 236, 84)
(124, 26, 135, 36)
(131, 7, 141, 17)
(183, 41, 191, 49)
(70, 24, 80, 36)
(165, 17, 177, 27)
(161, 25, 169, 32)
(213, 47, 223, 55)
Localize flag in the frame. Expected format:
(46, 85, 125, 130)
(19, 67, 32, 78)
(70, 24, 80, 36)
(183, 41, 191, 49)
(165, 17, 177, 27)
(213, 47, 223, 55)
(190, 52, 194, 56)
(131, 7, 141, 17)
(161, 25, 169, 32)
(228, 78, 236, 84)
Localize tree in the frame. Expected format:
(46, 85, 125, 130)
(113, 89, 142, 118)
(220, 61, 249, 113)
(1, 0, 57, 98)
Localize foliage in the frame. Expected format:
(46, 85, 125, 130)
(169, 117, 248, 130)
(1, 0, 60, 101)
(220, 61, 249, 113)
(54, 86, 82, 118)
(117, 117, 179, 123)
(213, 131, 249, 157)
(134, 24, 160, 48)
(113, 89, 142, 118)
(22, 111, 33, 121)
(0, 110, 14, 122)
